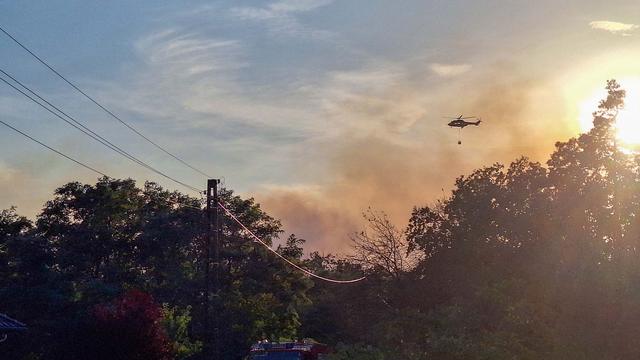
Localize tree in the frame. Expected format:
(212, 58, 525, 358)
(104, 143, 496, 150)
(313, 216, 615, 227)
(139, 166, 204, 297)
(350, 208, 419, 278)
(395, 80, 640, 358)
(0, 207, 65, 360)
(3, 178, 315, 359)
(213, 191, 313, 358)
(65, 290, 173, 360)
(161, 305, 202, 359)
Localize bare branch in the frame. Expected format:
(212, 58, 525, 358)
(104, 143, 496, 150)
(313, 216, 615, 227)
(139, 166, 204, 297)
(349, 208, 421, 278)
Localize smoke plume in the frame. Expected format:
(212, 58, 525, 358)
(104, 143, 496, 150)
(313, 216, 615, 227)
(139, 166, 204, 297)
(257, 63, 573, 253)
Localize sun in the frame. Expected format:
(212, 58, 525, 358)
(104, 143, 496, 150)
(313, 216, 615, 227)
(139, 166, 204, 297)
(615, 81, 640, 149)
(578, 77, 640, 152)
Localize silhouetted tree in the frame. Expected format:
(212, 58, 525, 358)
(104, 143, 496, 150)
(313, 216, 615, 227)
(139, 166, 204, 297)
(350, 208, 419, 278)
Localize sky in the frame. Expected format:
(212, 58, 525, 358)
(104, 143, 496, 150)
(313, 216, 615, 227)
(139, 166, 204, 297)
(2, 0, 640, 252)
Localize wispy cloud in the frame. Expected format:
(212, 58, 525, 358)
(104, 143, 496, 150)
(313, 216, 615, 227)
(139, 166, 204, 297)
(589, 20, 639, 36)
(229, 0, 335, 39)
(320, 63, 429, 135)
(90, 25, 331, 189)
(429, 63, 471, 77)
(115, 28, 319, 133)
(111, 29, 243, 124)
(269, 0, 334, 13)
(138, 29, 245, 75)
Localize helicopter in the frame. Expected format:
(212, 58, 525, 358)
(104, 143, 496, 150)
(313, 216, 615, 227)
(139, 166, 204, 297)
(445, 115, 481, 128)
(444, 115, 482, 144)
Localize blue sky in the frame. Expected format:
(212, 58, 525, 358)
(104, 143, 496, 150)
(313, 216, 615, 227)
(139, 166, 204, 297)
(2, 0, 640, 250)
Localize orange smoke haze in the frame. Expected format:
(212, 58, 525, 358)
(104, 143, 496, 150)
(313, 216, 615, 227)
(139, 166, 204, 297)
(256, 64, 574, 253)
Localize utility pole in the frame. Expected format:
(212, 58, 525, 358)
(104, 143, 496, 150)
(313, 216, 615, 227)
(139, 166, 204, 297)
(205, 178, 220, 359)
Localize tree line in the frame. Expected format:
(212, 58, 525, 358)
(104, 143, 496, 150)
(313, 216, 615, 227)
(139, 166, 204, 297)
(2, 80, 640, 359)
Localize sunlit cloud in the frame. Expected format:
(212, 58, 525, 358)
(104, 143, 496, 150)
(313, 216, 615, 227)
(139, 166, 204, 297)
(429, 63, 471, 77)
(589, 20, 639, 36)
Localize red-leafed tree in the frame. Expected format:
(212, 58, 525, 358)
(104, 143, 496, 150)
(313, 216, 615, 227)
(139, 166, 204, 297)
(74, 290, 173, 360)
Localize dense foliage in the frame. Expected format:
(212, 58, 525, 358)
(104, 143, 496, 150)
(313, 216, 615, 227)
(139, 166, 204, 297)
(3, 80, 640, 359)
(1, 181, 313, 359)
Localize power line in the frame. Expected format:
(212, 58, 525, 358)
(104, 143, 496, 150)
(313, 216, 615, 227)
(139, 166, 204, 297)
(0, 88, 359, 283)
(0, 68, 202, 193)
(0, 119, 108, 177)
(0, 26, 364, 282)
(0, 24, 213, 178)
(0, 69, 202, 194)
(218, 201, 366, 284)
(1, 118, 359, 287)
(0, 118, 359, 283)
(0, 70, 138, 162)
(0, 118, 205, 212)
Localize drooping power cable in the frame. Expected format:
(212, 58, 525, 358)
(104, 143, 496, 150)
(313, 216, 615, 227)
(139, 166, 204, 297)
(218, 201, 366, 284)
